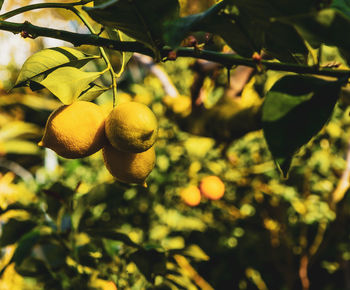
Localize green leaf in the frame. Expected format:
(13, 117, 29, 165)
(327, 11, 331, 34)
(0, 218, 37, 247)
(331, 0, 350, 18)
(165, 0, 308, 61)
(78, 83, 110, 102)
(262, 75, 343, 176)
(35, 243, 67, 270)
(38, 67, 103, 104)
(0, 0, 4, 11)
(72, 182, 125, 230)
(130, 249, 167, 282)
(84, 0, 179, 57)
(12, 230, 41, 266)
(15, 47, 99, 88)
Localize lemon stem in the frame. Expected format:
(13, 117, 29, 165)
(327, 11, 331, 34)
(70, 7, 118, 107)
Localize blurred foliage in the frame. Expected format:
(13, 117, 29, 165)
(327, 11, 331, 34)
(1, 1, 350, 290)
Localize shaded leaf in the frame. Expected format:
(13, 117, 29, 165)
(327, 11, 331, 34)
(262, 75, 343, 176)
(84, 0, 179, 57)
(0, 1, 4, 11)
(34, 243, 67, 270)
(0, 202, 41, 215)
(130, 249, 167, 282)
(14, 257, 51, 278)
(15, 47, 99, 88)
(0, 219, 36, 247)
(78, 83, 110, 102)
(38, 67, 103, 104)
(331, 0, 350, 18)
(12, 230, 41, 266)
(278, 9, 350, 54)
(165, 0, 308, 61)
(86, 229, 141, 249)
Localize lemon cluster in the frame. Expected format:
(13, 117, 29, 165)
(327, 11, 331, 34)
(180, 176, 225, 207)
(39, 101, 157, 185)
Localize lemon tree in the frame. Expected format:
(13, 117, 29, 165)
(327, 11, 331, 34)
(1, 0, 350, 289)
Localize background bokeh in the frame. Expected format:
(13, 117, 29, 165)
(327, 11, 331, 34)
(1, 1, 350, 289)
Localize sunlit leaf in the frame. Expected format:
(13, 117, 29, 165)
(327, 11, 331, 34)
(0, 121, 41, 141)
(262, 75, 343, 176)
(15, 47, 99, 88)
(2, 140, 40, 155)
(84, 0, 179, 57)
(38, 67, 103, 104)
(181, 244, 209, 261)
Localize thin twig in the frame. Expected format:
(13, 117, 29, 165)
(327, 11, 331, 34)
(134, 54, 179, 97)
(331, 139, 350, 207)
(299, 255, 310, 290)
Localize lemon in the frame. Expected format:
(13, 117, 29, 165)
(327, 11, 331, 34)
(39, 101, 107, 159)
(105, 102, 158, 153)
(180, 185, 201, 207)
(102, 143, 155, 185)
(199, 176, 225, 200)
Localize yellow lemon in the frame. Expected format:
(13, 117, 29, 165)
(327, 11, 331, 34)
(105, 102, 158, 153)
(102, 143, 155, 185)
(180, 185, 201, 207)
(199, 176, 225, 200)
(39, 101, 107, 159)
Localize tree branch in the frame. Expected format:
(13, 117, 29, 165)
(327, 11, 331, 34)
(1, 19, 350, 79)
(0, 0, 93, 20)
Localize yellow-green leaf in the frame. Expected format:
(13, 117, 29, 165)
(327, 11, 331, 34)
(0, 122, 41, 142)
(39, 67, 103, 104)
(2, 140, 40, 155)
(78, 83, 110, 102)
(15, 47, 99, 88)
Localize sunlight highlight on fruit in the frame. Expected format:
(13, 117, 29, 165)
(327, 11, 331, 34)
(180, 185, 201, 206)
(39, 101, 107, 159)
(105, 101, 158, 153)
(199, 176, 225, 200)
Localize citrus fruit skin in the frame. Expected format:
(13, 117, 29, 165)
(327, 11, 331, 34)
(180, 185, 201, 206)
(105, 102, 158, 153)
(199, 176, 225, 200)
(102, 143, 155, 185)
(39, 101, 107, 159)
